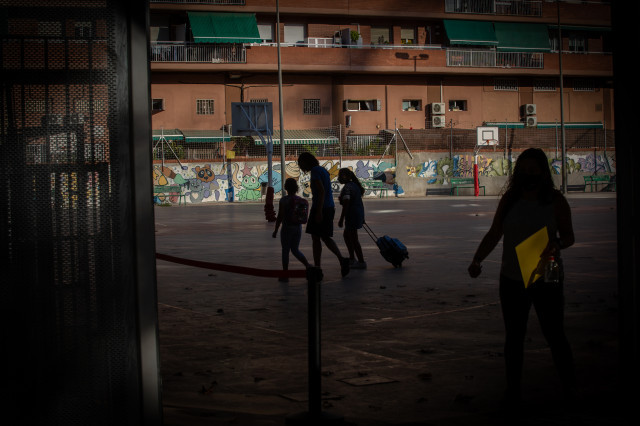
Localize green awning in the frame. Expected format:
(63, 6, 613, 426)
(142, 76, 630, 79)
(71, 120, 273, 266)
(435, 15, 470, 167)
(443, 20, 498, 47)
(253, 130, 339, 145)
(182, 129, 231, 143)
(494, 22, 551, 52)
(152, 129, 184, 141)
(187, 12, 261, 44)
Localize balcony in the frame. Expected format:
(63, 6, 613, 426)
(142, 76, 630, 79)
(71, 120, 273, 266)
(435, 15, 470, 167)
(446, 49, 544, 69)
(445, 0, 543, 17)
(150, 0, 245, 4)
(149, 41, 612, 77)
(150, 42, 246, 63)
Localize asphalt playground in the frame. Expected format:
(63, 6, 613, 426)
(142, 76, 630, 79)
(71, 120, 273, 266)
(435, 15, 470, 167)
(154, 194, 628, 426)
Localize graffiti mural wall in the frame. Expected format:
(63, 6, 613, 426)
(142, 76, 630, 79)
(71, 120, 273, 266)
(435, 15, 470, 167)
(406, 152, 616, 184)
(152, 159, 401, 204)
(152, 151, 615, 204)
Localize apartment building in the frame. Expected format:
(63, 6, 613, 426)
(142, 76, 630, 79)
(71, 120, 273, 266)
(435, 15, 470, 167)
(149, 0, 613, 138)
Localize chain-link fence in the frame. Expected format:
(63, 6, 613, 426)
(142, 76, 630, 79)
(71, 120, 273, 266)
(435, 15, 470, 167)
(152, 124, 615, 163)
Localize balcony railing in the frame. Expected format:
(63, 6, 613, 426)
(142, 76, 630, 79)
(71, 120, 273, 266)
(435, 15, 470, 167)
(446, 49, 544, 68)
(150, 42, 246, 63)
(150, 0, 245, 4)
(445, 0, 542, 17)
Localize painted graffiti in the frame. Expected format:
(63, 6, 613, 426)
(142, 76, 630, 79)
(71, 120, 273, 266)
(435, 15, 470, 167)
(152, 159, 400, 204)
(407, 152, 616, 185)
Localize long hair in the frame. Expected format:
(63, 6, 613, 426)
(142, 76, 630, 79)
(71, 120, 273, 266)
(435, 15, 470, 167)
(339, 168, 365, 195)
(297, 152, 319, 172)
(501, 148, 556, 214)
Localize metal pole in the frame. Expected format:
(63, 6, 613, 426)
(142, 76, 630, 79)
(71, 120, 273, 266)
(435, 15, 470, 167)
(604, 119, 611, 172)
(339, 124, 343, 169)
(557, 0, 567, 194)
(555, 120, 559, 160)
(307, 267, 321, 416)
(286, 266, 343, 425)
(394, 118, 398, 169)
(277, 0, 286, 185)
(449, 118, 453, 160)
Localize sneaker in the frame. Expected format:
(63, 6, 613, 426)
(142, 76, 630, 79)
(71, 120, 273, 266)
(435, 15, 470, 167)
(351, 261, 367, 270)
(340, 257, 350, 277)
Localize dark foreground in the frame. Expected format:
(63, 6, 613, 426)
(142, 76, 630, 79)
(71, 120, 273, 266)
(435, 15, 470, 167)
(155, 194, 628, 425)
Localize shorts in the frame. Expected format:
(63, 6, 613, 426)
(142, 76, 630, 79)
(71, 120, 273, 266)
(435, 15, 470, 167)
(305, 207, 335, 238)
(344, 210, 364, 231)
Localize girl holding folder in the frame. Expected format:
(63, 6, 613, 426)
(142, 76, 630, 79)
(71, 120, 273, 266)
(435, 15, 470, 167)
(468, 148, 576, 408)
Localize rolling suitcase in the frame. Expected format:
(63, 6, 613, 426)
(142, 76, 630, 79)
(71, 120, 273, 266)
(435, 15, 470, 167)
(362, 223, 409, 268)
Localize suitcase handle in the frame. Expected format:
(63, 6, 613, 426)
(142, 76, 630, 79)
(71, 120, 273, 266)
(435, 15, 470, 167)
(362, 222, 378, 243)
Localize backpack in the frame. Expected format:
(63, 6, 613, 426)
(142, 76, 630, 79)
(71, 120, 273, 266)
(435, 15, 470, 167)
(288, 195, 309, 225)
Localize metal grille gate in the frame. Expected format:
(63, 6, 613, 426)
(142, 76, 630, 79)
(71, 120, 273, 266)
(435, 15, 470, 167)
(1, 1, 160, 424)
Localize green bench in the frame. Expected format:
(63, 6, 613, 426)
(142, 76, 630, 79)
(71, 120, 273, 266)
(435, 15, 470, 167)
(583, 175, 615, 192)
(363, 180, 390, 198)
(450, 177, 485, 196)
(154, 185, 186, 205)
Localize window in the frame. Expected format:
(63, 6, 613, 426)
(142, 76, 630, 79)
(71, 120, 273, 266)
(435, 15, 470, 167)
(284, 24, 305, 45)
(75, 21, 92, 38)
(534, 79, 557, 92)
(303, 99, 321, 115)
(549, 33, 559, 52)
(494, 78, 518, 91)
(257, 23, 273, 43)
(371, 27, 391, 45)
(402, 100, 422, 111)
(74, 98, 106, 113)
(573, 79, 595, 92)
(26, 99, 47, 113)
(569, 33, 587, 53)
(152, 98, 164, 112)
(344, 99, 381, 111)
(196, 99, 214, 115)
(250, 98, 268, 103)
(38, 21, 62, 37)
(401, 27, 415, 45)
(448, 100, 467, 111)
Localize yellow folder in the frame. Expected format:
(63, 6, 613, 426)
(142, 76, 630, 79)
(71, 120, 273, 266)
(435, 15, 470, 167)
(515, 226, 549, 288)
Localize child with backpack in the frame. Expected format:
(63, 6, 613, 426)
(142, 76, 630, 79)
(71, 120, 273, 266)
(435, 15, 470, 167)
(272, 178, 311, 281)
(337, 168, 367, 269)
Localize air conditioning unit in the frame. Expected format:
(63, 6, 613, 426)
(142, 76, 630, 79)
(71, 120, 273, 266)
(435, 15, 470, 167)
(525, 116, 538, 127)
(431, 103, 445, 114)
(431, 115, 446, 128)
(523, 104, 536, 115)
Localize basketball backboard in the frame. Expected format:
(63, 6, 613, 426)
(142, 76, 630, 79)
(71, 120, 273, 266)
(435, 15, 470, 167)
(231, 102, 273, 136)
(477, 126, 499, 146)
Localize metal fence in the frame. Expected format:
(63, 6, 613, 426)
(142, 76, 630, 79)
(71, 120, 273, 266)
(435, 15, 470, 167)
(444, 0, 543, 16)
(150, 42, 246, 63)
(152, 125, 614, 163)
(446, 49, 544, 69)
(150, 0, 245, 4)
